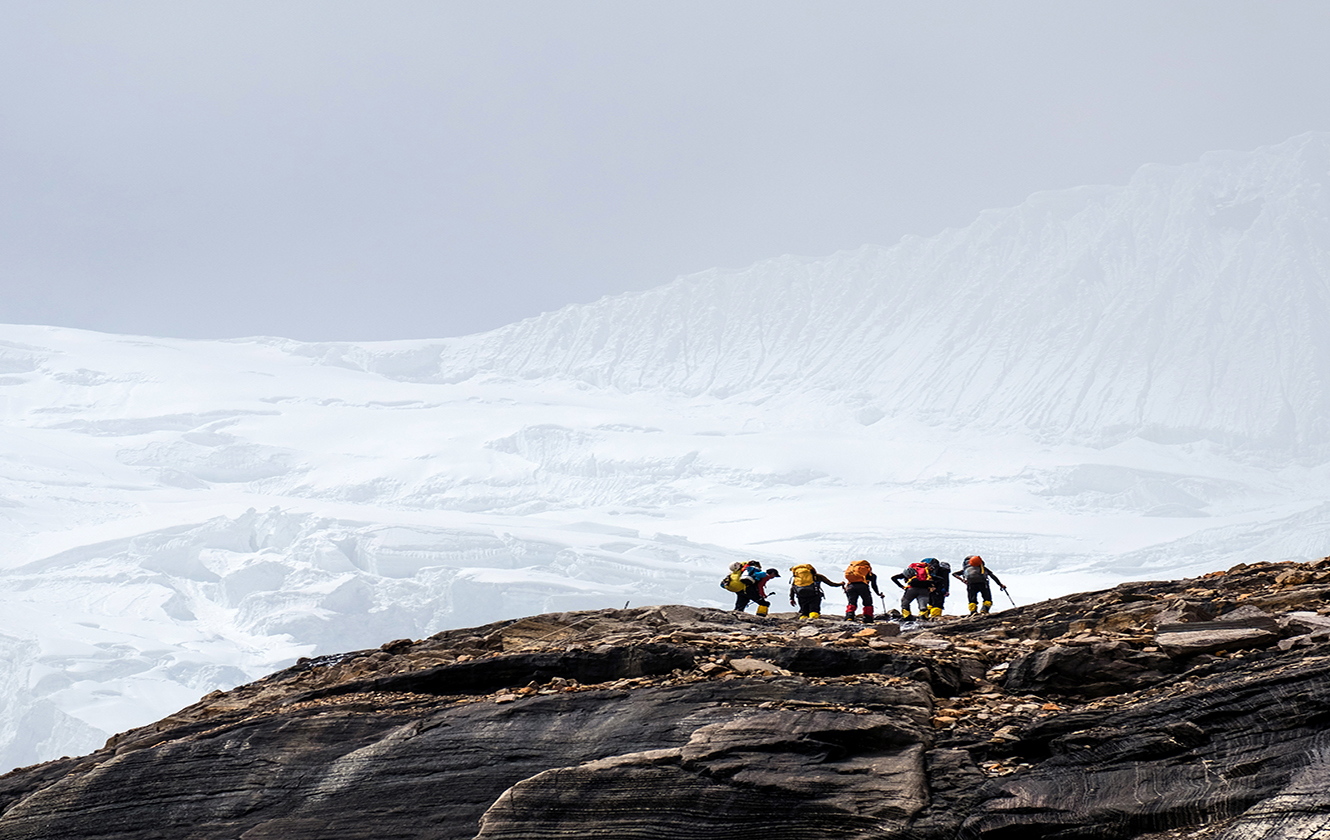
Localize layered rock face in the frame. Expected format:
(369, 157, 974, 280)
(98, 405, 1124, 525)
(1, 560, 1329, 839)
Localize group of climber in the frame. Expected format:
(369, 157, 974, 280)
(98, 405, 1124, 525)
(721, 555, 1008, 622)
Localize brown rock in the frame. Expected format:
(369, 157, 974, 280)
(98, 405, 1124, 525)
(1275, 568, 1315, 586)
(727, 657, 783, 675)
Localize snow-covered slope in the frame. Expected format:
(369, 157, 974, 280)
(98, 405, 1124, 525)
(306, 132, 1330, 458)
(1, 134, 1329, 771)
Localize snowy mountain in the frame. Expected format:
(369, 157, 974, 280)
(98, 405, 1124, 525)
(2, 133, 1329, 771)
(307, 132, 1330, 458)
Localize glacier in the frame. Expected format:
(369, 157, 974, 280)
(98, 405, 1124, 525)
(1, 132, 1329, 770)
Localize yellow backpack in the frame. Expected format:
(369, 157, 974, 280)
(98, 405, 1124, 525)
(722, 570, 747, 592)
(844, 560, 872, 583)
(790, 564, 816, 587)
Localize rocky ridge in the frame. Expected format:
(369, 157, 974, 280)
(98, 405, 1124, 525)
(1, 559, 1329, 839)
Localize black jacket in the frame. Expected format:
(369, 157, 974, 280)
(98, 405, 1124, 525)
(789, 572, 843, 600)
(891, 567, 934, 590)
(954, 563, 1004, 588)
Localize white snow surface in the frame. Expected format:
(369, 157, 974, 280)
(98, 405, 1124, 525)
(2, 133, 1330, 770)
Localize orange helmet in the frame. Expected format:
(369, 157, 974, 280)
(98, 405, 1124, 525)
(967, 555, 983, 567)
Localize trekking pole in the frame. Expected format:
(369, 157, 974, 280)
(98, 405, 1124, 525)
(1002, 587, 1015, 607)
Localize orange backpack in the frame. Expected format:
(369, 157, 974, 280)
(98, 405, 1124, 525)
(844, 560, 872, 583)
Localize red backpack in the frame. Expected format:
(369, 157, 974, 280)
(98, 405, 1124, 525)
(906, 562, 931, 585)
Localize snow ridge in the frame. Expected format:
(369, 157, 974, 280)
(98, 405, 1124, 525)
(309, 132, 1330, 457)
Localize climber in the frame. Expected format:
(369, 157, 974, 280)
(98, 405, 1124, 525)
(952, 555, 1007, 615)
(720, 561, 747, 596)
(926, 557, 951, 619)
(842, 559, 883, 623)
(753, 567, 781, 616)
(891, 559, 936, 621)
(788, 563, 845, 619)
(732, 560, 778, 616)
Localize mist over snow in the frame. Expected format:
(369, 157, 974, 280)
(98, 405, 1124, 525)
(2, 133, 1329, 770)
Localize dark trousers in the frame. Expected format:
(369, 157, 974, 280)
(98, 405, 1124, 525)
(845, 582, 874, 617)
(967, 580, 993, 610)
(793, 585, 822, 616)
(735, 582, 770, 611)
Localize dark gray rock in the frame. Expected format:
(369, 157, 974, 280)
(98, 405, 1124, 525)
(3, 559, 1330, 840)
(293, 642, 697, 702)
(1214, 748, 1330, 840)
(0, 679, 929, 840)
(1283, 610, 1330, 635)
(964, 651, 1330, 839)
(1003, 642, 1176, 697)
(475, 708, 932, 839)
(750, 645, 971, 696)
(1156, 625, 1281, 657)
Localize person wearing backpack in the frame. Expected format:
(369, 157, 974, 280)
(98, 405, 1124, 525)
(890, 560, 936, 621)
(926, 557, 951, 619)
(730, 560, 778, 616)
(787, 563, 844, 619)
(952, 555, 1006, 615)
(842, 559, 883, 623)
(720, 561, 747, 597)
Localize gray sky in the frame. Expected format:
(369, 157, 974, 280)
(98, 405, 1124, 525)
(2, 1, 1328, 342)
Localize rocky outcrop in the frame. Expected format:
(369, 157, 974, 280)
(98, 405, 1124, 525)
(1, 559, 1330, 839)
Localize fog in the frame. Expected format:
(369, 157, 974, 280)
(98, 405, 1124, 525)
(2, 1, 1328, 340)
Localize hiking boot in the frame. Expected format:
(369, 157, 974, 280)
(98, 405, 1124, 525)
(809, 612, 820, 619)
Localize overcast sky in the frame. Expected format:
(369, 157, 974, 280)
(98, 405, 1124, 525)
(2, 1, 1328, 342)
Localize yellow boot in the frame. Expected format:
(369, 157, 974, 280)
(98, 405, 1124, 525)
(756, 604, 769, 616)
(809, 612, 819, 619)
(929, 606, 942, 619)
